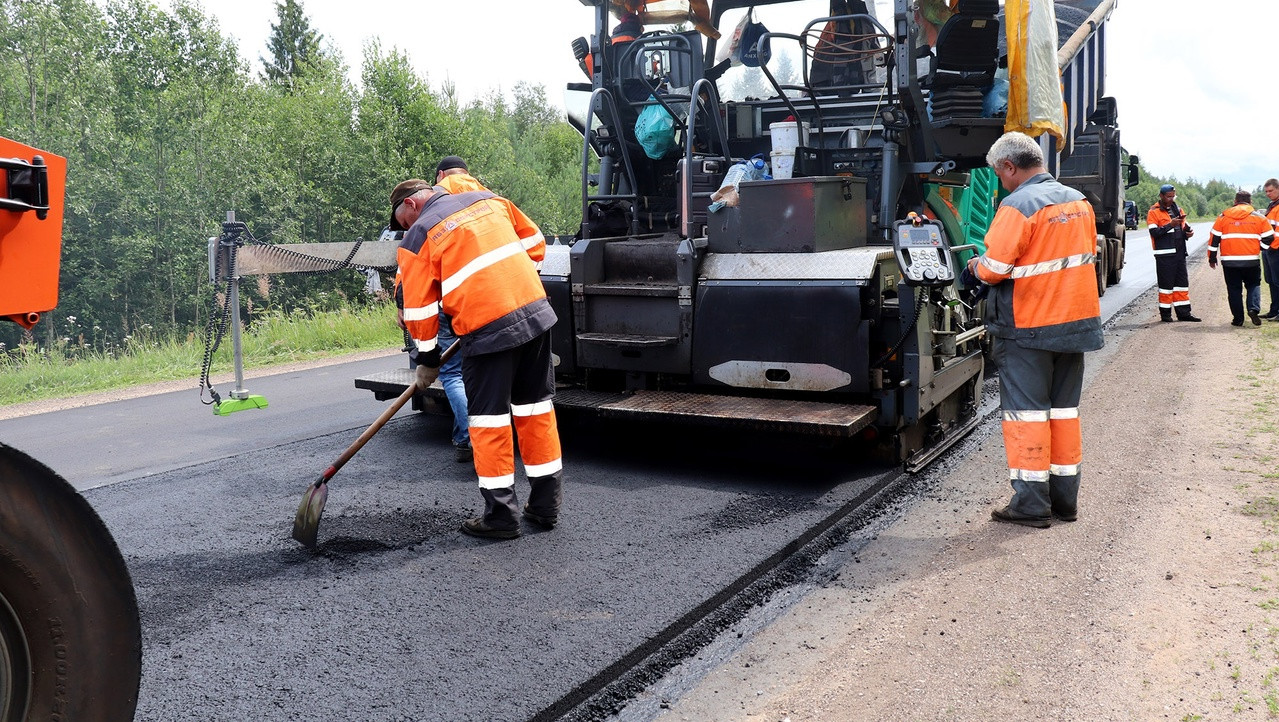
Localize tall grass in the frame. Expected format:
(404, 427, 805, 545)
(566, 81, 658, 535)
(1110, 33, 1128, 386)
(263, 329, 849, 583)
(0, 302, 402, 407)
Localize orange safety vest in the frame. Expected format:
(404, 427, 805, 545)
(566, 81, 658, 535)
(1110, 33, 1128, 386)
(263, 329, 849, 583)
(396, 189, 550, 363)
(1146, 201, 1189, 255)
(1266, 200, 1279, 237)
(974, 173, 1102, 352)
(1208, 204, 1275, 266)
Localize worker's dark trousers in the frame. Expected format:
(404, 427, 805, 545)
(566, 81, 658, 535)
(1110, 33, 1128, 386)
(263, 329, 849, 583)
(1262, 249, 1279, 316)
(1154, 253, 1192, 320)
(462, 331, 563, 528)
(1221, 263, 1262, 324)
(992, 338, 1085, 519)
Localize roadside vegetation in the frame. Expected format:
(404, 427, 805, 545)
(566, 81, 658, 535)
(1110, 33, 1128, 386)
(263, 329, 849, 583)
(0, 302, 400, 407)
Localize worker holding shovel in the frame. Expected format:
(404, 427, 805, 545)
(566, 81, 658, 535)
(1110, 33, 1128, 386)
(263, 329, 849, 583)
(388, 178, 563, 540)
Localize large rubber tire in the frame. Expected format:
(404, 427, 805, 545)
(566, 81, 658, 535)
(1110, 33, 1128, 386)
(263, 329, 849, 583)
(0, 444, 141, 721)
(1095, 234, 1108, 297)
(1107, 236, 1124, 286)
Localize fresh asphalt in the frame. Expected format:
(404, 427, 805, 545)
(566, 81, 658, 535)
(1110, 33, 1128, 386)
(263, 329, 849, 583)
(0, 226, 1193, 721)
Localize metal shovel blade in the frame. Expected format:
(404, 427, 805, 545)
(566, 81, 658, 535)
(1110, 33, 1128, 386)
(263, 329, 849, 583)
(291, 479, 328, 548)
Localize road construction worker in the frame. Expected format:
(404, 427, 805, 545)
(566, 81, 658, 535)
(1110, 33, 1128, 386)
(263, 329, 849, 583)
(428, 155, 489, 462)
(1262, 178, 1279, 320)
(389, 178, 562, 539)
(1147, 183, 1201, 322)
(965, 131, 1103, 528)
(434, 155, 486, 195)
(1208, 190, 1277, 327)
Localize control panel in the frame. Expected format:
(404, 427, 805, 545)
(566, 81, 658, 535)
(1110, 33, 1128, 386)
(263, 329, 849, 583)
(892, 215, 956, 287)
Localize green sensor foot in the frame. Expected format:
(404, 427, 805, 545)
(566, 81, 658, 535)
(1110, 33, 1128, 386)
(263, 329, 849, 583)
(213, 395, 269, 415)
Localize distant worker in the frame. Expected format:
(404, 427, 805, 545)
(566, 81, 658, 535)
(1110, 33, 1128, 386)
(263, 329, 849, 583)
(965, 131, 1103, 528)
(1146, 184, 1201, 322)
(1262, 179, 1279, 321)
(1207, 190, 1277, 327)
(429, 155, 488, 462)
(434, 155, 485, 195)
(388, 178, 563, 540)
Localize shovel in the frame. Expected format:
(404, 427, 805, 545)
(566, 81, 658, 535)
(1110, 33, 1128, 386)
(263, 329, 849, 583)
(292, 342, 459, 548)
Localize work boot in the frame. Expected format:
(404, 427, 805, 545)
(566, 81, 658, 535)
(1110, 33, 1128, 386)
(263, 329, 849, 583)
(464, 486, 520, 539)
(991, 506, 1051, 528)
(1176, 313, 1201, 322)
(1266, 311, 1279, 321)
(1231, 319, 1245, 327)
(461, 518, 520, 539)
(524, 471, 562, 529)
(1250, 310, 1262, 326)
(453, 441, 473, 463)
(1159, 310, 1173, 323)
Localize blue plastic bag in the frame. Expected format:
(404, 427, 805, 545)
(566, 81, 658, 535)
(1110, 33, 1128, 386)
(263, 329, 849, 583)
(635, 98, 678, 160)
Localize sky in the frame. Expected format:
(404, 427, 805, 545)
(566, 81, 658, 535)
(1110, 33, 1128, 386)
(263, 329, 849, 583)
(152, 0, 1277, 190)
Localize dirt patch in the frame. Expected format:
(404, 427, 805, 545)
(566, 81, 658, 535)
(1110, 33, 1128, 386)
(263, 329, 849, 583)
(657, 261, 1279, 720)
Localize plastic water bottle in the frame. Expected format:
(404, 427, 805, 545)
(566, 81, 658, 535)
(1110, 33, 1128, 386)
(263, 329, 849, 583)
(709, 155, 767, 212)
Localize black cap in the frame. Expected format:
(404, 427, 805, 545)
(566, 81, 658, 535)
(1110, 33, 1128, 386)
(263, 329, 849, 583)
(435, 156, 467, 175)
(388, 179, 432, 231)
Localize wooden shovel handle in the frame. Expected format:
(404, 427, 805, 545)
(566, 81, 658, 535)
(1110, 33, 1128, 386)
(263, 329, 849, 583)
(326, 341, 460, 478)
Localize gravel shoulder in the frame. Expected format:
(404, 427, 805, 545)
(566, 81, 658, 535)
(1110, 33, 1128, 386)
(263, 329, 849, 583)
(657, 260, 1279, 721)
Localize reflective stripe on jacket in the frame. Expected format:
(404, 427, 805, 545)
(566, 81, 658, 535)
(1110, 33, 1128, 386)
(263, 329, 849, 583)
(1208, 204, 1276, 267)
(397, 189, 553, 365)
(1146, 201, 1188, 256)
(974, 173, 1103, 352)
(1267, 199, 1279, 237)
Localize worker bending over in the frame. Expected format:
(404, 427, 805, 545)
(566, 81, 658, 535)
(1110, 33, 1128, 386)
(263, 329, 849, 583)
(966, 131, 1104, 528)
(389, 177, 563, 539)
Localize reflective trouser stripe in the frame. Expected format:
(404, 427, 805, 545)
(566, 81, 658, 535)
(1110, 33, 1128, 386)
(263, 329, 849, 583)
(1002, 416, 1050, 478)
(478, 474, 516, 490)
(1050, 412, 1082, 470)
(512, 397, 562, 477)
(463, 331, 562, 488)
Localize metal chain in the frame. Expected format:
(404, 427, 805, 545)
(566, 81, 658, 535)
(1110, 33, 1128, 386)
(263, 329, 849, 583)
(197, 222, 400, 405)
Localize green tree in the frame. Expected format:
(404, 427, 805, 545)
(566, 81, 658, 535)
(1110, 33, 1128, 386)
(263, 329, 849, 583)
(260, 0, 323, 90)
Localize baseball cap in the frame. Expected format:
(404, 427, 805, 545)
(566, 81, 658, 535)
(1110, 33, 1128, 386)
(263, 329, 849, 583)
(1159, 184, 1175, 194)
(435, 156, 467, 175)
(389, 179, 432, 231)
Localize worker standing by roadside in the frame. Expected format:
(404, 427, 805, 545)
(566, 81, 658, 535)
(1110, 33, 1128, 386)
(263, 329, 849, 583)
(965, 131, 1103, 528)
(429, 155, 487, 463)
(1208, 190, 1276, 327)
(1262, 179, 1279, 321)
(388, 177, 563, 539)
(1146, 183, 1201, 322)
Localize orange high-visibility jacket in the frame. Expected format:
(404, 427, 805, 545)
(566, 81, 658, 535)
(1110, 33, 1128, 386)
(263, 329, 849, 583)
(1208, 204, 1276, 267)
(1266, 200, 1279, 237)
(974, 173, 1103, 352)
(1146, 201, 1189, 255)
(396, 189, 553, 366)
(437, 173, 487, 195)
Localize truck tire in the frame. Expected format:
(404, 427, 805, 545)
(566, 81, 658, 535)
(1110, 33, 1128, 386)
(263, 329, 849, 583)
(1095, 235, 1108, 297)
(0, 444, 141, 722)
(1107, 236, 1124, 286)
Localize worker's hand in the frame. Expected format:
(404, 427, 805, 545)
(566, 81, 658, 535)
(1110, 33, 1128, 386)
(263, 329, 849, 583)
(1209, 259, 1218, 270)
(1184, 226, 1194, 238)
(396, 307, 407, 330)
(414, 364, 439, 390)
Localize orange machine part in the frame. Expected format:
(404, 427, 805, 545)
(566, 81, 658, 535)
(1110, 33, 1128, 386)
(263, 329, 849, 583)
(0, 137, 66, 329)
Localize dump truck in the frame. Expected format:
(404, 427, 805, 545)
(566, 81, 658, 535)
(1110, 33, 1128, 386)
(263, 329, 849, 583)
(356, 0, 1136, 470)
(0, 136, 142, 720)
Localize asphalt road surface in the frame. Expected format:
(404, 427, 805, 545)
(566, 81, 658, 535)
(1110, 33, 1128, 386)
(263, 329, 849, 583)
(0, 229, 1183, 721)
